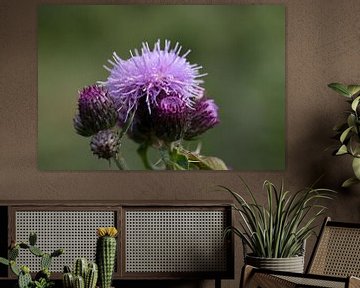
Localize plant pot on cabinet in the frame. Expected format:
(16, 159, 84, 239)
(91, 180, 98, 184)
(245, 254, 304, 273)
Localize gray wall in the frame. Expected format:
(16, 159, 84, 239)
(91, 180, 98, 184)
(1, 0, 360, 287)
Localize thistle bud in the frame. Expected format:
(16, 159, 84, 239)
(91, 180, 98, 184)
(74, 85, 118, 137)
(184, 96, 219, 140)
(152, 94, 188, 143)
(90, 130, 119, 160)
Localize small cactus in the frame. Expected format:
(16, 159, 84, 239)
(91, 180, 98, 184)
(74, 258, 88, 279)
(63, 272, 74, 288)
(18, 268, 32, 288)
(96, 227, 118, 288)
(9, 246, 19, 260)
(0, 232, 63, 288)
(63, 259, 98, 288)
(41, 253, 52, 270)
(29, 232, 37, 246)
(74, 275, 85, 288)
(29, 245, 44, 257)
(85, 263, 98, 288)
(35, 268, 50, 281)
(51, 248, 64, 257)
(10, 260, 20, 276)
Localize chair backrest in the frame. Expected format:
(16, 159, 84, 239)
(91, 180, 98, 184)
(307, 217, 360, 277)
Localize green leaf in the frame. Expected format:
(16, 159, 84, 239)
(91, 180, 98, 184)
(198, 156, 228, 170)
(0, 257, 9, 266)
(171, 151, 189, 170)
(348, 135, 360, 157)
(336, 145, 348, 155)
(351, 96, 360, 111)
(347, 85, 360, 97)
(340, 126, 353, 143)
(352, 157, 360, 179)
(342, 177, 360, 188)
(347, 114, 356, 127)
(328, 83, 351, 97)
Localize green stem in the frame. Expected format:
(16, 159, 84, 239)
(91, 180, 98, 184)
(137, 144, 158, 170)
(159, 146, 173, 170)
(119, 108, 136, 139)
(113, 155, 128, 170)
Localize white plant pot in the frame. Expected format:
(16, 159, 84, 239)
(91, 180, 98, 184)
(245, 254, 305, 273)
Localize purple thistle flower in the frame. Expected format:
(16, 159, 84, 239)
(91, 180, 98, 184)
(102, 39, 206, 119)
(74, 85, 117, 137)
(90, 130, 119, 160)
(125, 93, 188, 144)
(152, 92, 188, 142)
(184, 96, 220, 140)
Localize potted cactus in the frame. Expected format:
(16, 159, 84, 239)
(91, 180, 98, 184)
(62, 258, 98, 288)
(0, 232, 64, 288)
(96, 227, 117, 288)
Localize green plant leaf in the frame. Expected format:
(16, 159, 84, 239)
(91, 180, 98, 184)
(352, 96, 360, 111)
(0, 257, 9, 266)
(347, 85, 360, 97)
(347, 114, 356, 127)
(223, 180, 335, 258)
(328, 83, 351, 97)
(340, 126, 353, 143)
(336, 145, 348, 155)
(173, 153, 189, 170)
(352, 157, 360, 179)
(188, 153, 227, 170)
(342, 177, 360, 188)
(348, 135, 360, 157)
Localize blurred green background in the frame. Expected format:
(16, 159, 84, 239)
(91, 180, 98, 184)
(38, 5, 285, 170)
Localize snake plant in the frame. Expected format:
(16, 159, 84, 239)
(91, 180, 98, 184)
(222, 179, 335, 258)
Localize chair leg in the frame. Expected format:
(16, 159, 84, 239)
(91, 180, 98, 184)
(215, 278, 221, 288)
(240, 265, 255, 288)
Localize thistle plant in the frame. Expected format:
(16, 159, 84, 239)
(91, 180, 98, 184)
(96, 227, 117, 288)
(0, 232, 63, 288)
(221, 179, 334, 258)
(73, 40, 227, 170)
(328, 83, 360, 187)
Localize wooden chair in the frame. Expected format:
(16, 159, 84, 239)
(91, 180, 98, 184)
(241, 217, 360, 288)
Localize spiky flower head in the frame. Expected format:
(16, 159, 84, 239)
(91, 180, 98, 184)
(97, 227, 118, 238)
(90, 130, 119, 160)
(184, 96, 220, 140)
(74, 85, 118, 137)
(103, 39, 206, 120)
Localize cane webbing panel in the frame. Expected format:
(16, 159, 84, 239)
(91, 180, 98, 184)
(125, 210, 227, 273)
(309, 226, 360, 277)
(15, 211, 115, 272)
(249, 273, 297, 288)
(276, 275, 345, 288)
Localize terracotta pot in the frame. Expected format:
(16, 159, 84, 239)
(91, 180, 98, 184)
(245, 254, 305, 273)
